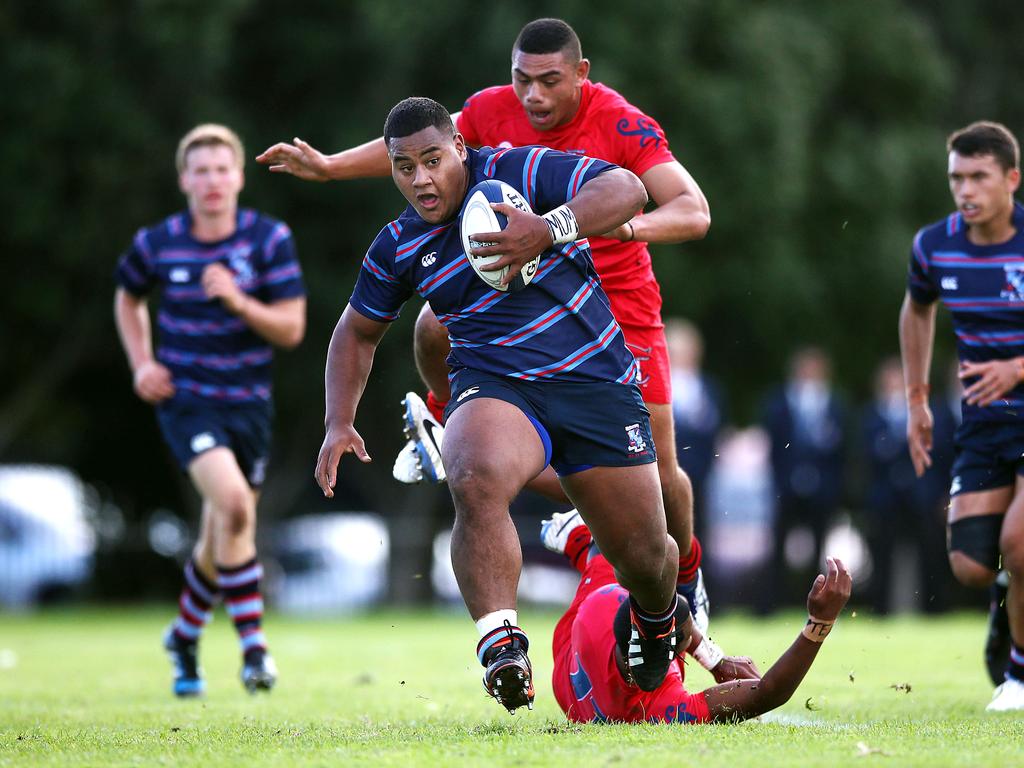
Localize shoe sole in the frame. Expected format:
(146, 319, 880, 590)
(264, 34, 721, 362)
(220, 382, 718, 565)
(486, 662, 534, 713)
(243, 676, 275, 693)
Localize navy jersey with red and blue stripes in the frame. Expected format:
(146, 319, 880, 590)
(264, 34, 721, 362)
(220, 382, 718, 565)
(907, 201, 1024, 422)
(115, 208, 305, 404)
(349, 146, 639, 386)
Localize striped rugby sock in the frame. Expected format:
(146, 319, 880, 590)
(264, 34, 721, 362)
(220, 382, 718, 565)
(1007, 642, 1024, 683)
(677, 536, 702, 587)
(171, 558, 220, 644)
(629, 593, 679, 639)
(217, 558, 267, 663)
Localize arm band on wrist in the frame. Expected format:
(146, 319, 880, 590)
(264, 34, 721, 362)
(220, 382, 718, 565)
(905, 383, 930, 406)
(801, 616, 834, 643)
(626, 221, 635, 241)
(542, 204, 580, 245)
(692, 636, 725, 670)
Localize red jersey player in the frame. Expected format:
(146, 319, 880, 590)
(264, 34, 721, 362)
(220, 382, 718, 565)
(542, 510, 851, 724)
(258, 18, 713, 632)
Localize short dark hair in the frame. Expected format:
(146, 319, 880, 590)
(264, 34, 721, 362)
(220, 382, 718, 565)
(513, 18, 582, 63)
(383, 97, 454, 145)
(947, 121, 1020, 172)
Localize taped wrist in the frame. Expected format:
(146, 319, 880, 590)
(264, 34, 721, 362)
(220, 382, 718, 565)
(542, 205, 579, 245)
(802, 616, 834, 643)
(692, 636, 725, 670)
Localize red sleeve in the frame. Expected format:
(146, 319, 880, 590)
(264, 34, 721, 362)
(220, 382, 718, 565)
(456, 92, 482, 147)
(602, 101, 677, 178)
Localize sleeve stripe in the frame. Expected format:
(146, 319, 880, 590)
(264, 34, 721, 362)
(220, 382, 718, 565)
(566, 157, 597, 200)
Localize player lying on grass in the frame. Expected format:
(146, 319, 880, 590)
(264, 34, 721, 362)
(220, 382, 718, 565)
(542, 510, 852, 723)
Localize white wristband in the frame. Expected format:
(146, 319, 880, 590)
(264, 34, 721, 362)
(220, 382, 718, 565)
(542, 204, 580, 245)
(801, 616, 834, 643)
(692, 636, 725, 671)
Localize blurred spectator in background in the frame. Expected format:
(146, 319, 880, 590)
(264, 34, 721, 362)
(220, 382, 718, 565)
(666, 318, 724, 541)
(759, 347, 846, 612)
(861, 357, 949, 614)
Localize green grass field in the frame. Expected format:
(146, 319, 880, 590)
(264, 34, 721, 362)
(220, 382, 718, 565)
(1, 607, 1021, 767)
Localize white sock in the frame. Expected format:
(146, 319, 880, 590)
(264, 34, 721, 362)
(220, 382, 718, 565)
(475, 609, 518, 637)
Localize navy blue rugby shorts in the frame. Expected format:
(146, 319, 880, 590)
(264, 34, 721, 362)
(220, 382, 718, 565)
(949, 419, 1024, 497)
(156, 397, 272, 488)
(444, 369, 657, 476)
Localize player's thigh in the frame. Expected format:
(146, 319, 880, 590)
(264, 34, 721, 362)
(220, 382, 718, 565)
(560, 463, 667, 561)
(999, 475, 1024, 572)
(443, 380, 548, 503)
(188, 447, 256, 515)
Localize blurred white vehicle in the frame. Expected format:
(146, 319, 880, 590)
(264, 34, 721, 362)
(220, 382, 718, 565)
(0, 465, 96, 608)
(271, 513, 389, 614)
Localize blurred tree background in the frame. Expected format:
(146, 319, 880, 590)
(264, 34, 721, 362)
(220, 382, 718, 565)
(2, 0, 1023, 597)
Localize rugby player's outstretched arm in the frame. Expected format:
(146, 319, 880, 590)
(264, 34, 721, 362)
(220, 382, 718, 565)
(701, 558, 852, 723)
(256, 113, 465, 182)
(315, 306, 389, 498)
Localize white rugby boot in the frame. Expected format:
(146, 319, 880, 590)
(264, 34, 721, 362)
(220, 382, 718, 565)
(392, 441, 424, 484)
(398, 392, 445, 483)
(987, 677, 1024, 712)
(540, 509, 586, 555)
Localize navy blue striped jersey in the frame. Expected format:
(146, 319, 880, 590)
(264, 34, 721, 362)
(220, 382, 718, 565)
(114, 208, 305, 404)
(907, 201, 1024, 422)
(349, 146, 639, 387)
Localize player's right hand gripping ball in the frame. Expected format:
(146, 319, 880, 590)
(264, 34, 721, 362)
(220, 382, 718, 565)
(459, 180, 541, 293)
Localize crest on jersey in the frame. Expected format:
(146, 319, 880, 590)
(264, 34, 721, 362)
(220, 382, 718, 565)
(421, 251, 437, 267)
(1000, 265, 1024, 301)
(625, 423, 647, 454)
(227, 244, 255, 283)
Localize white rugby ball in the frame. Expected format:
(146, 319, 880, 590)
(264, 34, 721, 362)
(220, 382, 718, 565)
(459, 179, 541, 293)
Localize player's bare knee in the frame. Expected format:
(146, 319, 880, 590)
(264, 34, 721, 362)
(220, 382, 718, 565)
(948, 551, 997, 588)
(998, 532, 1024, 575)
(609, 533, 669, 584)
(212, 488, 254, 538)
(446, 458, 512, 513)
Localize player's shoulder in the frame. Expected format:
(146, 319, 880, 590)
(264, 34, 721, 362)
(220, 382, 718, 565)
(587, 80, 654, 120)
(367, 207, 419, 257)
(913, 211, 963, 254)
(239, 208, 292, 238)
(462, 83, 517, 112)
(138, 210, 188, 241)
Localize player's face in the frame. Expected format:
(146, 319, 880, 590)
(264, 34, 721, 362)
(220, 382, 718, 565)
(947, 152, 1020, 228)
(389, 126, 469, 224)
(179, 145, 244, 218)
(511, 49, 590, 131)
